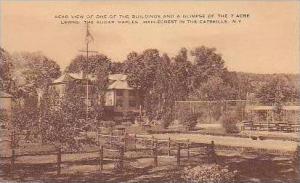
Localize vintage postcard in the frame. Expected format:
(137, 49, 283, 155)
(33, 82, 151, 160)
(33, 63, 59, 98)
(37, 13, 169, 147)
(0, 0, 299, 182)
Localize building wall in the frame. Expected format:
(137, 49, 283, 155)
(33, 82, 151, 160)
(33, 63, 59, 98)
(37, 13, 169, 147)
(50, 83, 140, 116)
(105, 90, 115, 106)
(113, 89, 139, 113)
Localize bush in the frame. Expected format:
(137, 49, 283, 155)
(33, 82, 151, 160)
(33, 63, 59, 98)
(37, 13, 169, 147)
(180, 112, 202, 131)
(212, 105, 222, 121)
(162, 110, 174, 129)
(182, 164, 238, 183)
(221, 113, 240, 134)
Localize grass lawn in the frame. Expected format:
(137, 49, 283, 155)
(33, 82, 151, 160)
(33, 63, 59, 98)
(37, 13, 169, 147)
(151, 133, 297, 152)
(0, 147, 298, 183)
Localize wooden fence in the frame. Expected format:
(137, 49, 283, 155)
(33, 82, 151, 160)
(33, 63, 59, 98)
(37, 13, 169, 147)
(242, 121, 300, 132)
(5, 133, 217, 176)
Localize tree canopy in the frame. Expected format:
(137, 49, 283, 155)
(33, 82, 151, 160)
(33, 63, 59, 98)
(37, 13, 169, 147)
(256, 75, 299, 105)
(0, 48, 13, 92)
(65, 54, 111, 75)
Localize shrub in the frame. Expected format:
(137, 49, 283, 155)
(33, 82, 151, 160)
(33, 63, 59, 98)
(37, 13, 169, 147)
(212, 105, 222, 121)
(182, 164, 238, 183)
(162, 110, 174, 129)
(221, 112, 240, 134)
(180, 112, 202, 131)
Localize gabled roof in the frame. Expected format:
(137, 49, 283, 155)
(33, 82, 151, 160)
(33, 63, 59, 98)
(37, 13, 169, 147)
(52, 74, 73, 84)
(52, 73, 96, 84)
(108, 80, 133, 90)
(51, 73, 134, 90)
(108, 74, 133, 90)
(109, 74, 127, 81)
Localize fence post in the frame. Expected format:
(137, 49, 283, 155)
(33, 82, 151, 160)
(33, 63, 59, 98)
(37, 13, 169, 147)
(168, 137, 171, 156)
(119, 147, 124, 172)
(187, 139, 190, 161)
(10, 148, 15, 175)
(134, 133, 137, 150)
(123, 133, 127, 152)
(153, 143, 158, 167)
(177, 144, 181, 166)
(99, 145, 103, 171)
(211, 140, 216, 163)
(96, 128, 100, 146)
(110, 132, 113, 148)
(207, 141, 216, 163)
(152, 135, 155, 146)
(152, 136, 155, 155)
(57, 147, 61, 176)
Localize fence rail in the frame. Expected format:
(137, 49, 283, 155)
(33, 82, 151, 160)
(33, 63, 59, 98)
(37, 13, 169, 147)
(6, 133, 217, 176)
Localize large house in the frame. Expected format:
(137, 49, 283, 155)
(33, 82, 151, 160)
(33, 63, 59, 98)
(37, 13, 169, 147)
(49, 73, 140, 120)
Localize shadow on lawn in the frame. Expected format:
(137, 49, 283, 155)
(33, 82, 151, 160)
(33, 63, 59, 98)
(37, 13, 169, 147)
(218, 153, 300, 183)
(0, 153, 299, 183)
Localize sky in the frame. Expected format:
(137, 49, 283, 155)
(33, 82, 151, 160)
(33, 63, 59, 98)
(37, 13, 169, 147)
(0, 0, 299, 74)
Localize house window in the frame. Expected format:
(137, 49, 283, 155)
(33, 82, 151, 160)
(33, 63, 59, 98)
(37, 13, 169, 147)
(116, 99, 123, 107)
(129, 100, 136, 107)
(116, 90, 123, 97)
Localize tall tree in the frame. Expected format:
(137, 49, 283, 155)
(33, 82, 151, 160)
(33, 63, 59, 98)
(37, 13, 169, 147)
(190, 46, 227, 89)
(12, 52, 61, 106)
(0, 48, 13, 92)
(171, 48, 193, 101)
(189, 46, 235, 100)
(124, 49, 170, 121)
(124, 49, 161, 102)
(110, 62, 125, 74)
(256, 75, 299, 105)
(65, 54, 112, 120)
(65, 54, 111, 75)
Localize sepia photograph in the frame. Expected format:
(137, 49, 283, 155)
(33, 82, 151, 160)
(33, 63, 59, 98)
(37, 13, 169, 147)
(0, 0, 299, 182)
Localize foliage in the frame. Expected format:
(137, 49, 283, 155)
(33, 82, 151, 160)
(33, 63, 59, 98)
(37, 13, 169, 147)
(211, 105, 222, 121)
(66, 53, 112, 118)
(191, 76, 237, 101)
(110, 62, 125, 74)
(0, 48, 14, 92)
(65, 54, 111, 75)
(124, 49, 175, 122)
(161, 109, 174, 129)
(12, 52, 61, 89)
(40, 82, 89, 148)
(190, 46, 227, 87)
(0, 109, 8, 128)
(221, 112, 240, 134)
(9, 51, 61, 118)
(171, 48, 193, 101)
(255, 75, 299, 105)
(182, 164, 238, 183)
(180, 112, 201, 130)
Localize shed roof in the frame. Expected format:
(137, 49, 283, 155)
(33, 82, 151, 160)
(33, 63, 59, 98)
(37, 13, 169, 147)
(246, 105, 300, 111)
(0, 91, 12, 98)
(109, 74, 127, 81)
(52, 73, 134, 90)
(52, 73, 96, 84)
(108, 80, 133, 90)
(107, 74, 133, 90)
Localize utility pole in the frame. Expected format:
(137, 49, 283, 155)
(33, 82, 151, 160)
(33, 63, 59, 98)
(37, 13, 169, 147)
(79, 23, 98, 122)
